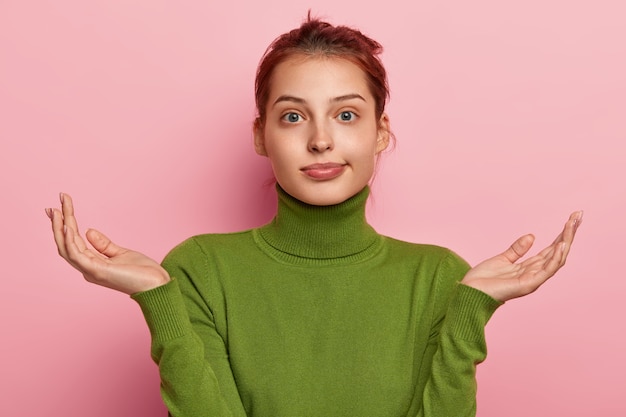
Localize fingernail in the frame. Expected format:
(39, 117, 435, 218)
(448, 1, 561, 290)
(45, 208, 53, 219)
(575, 211, 584, 227)
(59, 192, 64, 204)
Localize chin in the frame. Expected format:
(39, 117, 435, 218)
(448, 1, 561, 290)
(303, 196, 346, 206)
(293, 186, 364, 206)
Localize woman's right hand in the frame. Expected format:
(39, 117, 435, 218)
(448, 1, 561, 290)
(46, 193, 171, 295)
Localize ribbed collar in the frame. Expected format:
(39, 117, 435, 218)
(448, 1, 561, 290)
(254, 185, 383, 265)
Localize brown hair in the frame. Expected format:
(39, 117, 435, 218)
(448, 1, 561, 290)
(255, 13, 390, 125)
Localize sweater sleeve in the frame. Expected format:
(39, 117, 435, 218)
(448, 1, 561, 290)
(407, 251, 502, 417)
(131, 238, 248, 417)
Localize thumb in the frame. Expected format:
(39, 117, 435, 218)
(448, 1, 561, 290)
(502, 234, 535, 263)
(86, 228, 124, 258)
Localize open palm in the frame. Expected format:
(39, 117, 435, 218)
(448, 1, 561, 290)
(461, 211, 582, 302)
(46, 193, 170, 295)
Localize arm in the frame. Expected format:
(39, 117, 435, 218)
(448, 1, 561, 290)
(410, 211, 582, 416)
(131, 239, 248, 417)
(46, 193, 246, 416)
(132, 279, 247, 417)
(407, 253, 501, 416)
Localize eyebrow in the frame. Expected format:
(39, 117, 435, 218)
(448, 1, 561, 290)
(272, 93, 366, 107)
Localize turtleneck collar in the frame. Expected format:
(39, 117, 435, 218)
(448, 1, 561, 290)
(254, 185, 383, 265)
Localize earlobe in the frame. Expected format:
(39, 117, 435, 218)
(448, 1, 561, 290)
(376, 113, 391, 154)
(253, 118, 267, 156)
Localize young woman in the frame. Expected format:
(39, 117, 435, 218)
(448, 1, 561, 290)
(46, 16, 582, 417)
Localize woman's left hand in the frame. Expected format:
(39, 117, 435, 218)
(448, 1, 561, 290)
(461, 211, 583, 302)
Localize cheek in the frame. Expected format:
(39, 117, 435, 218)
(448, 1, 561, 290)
(263, 134, 299, 169)
(347, 145, 378, 177)
(349, 128, 381, 160)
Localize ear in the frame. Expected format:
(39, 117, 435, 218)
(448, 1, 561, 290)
(253, 117, 267, 156)
(375, 113, 391, 154)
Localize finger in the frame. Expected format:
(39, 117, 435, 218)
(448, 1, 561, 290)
(86, 228, 127, 258)
(575, 210, 584, 229)
(501, 234, 535, 263)
(548, 230, 564, 247)
(528, 226, 575, 286)
(560, 241, 569, 265)
(50, 207, 89, 260)
(50, 208, 69, 259)
(539, 241, 567, 281)
(64, 224, 95, 271)
(561, 212, 577, 243)
(536, 210, 583, 259)
(536, 240, 558, 260)
(557, 210, 583, 261)
(60, 193, 87, 252)
(518, 241, 566, 295)
(519, 250, 553, 271)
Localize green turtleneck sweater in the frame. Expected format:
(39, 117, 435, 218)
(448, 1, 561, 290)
(132, 186, 501, 417)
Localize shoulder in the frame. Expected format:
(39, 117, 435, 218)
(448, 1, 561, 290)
(162, 230, 256, 266)
(381, 235, 469, 270)
(378, 236, 471, 298)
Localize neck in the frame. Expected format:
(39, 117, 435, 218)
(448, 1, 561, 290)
(257, 185, 380, 260)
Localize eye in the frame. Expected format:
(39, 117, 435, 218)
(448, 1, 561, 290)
(282, 112, 302, 123)
(338, 111, 356, 122)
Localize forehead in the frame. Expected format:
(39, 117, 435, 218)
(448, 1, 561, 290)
(268, 55, 372, 102)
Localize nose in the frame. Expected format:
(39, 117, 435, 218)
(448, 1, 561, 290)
(308, 123, 334, 153)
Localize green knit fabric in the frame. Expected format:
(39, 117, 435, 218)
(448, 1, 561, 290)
(132, 186, 502, 417)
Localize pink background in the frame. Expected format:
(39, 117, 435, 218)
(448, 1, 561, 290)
(1, 0, 624, 415)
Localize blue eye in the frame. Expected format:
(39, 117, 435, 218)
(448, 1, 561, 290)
(283, 113, 302, 123)
(338, 111, 355, 121)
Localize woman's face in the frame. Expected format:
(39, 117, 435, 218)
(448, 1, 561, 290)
(254, 55, 390, 206)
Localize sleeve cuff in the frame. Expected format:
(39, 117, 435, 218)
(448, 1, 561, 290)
(131, 278, 192, 342)
(445, 283, 503, 342)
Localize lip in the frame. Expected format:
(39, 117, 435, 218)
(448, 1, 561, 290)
(301, 162, 346, 180)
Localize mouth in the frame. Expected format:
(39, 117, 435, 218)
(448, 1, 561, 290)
(301, 162, 347, 180)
